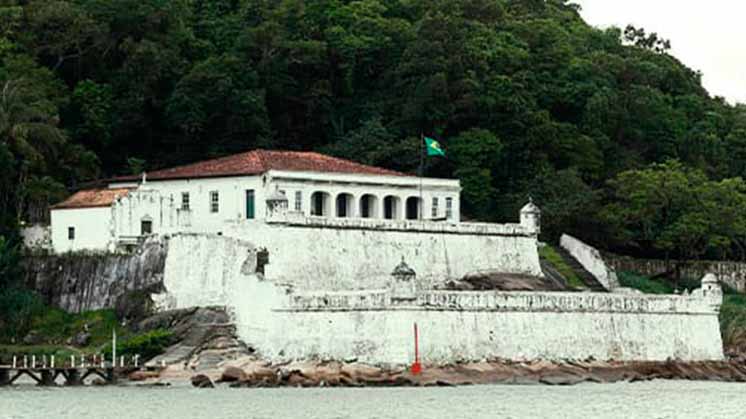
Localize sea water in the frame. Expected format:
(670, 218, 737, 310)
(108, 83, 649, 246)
(1, 381, 745, 419)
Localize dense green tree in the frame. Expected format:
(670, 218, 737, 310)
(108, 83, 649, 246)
(0, 0, 745, 260)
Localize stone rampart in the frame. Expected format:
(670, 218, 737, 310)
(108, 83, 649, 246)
(155, 234, 725, 364)
(283, 289, 718, 315)
(607, 254, 746, 293)
(223, 216, 543, 291)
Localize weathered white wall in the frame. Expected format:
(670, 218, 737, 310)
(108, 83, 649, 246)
(50, 207, 112, 253)
(561, 234, 619, 290)
(224, 216, 542, 290)
(607, 254, 746, 293)
(112, 176, 265, 237)
(155, 234, 724, 364)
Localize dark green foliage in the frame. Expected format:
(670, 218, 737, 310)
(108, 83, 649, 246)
(0, 287, 45, 341)
(0, 0, 746, 261)
(104, 329, 173, 360)
(720, 294, 746, 353)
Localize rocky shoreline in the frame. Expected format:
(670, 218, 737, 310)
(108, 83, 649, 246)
(128, 357, 746, 388)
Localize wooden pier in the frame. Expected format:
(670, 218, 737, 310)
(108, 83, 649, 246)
(0, 354, 142, 386)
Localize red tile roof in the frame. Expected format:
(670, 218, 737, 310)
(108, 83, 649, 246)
(51, 188, 131, 210)
(114, 149, 408, 182)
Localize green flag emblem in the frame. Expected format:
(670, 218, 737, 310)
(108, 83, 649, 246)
(424, 136, 446, 157)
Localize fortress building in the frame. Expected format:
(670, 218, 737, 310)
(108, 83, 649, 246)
(40, 149, 723, 364)
(50, 149, 464, 253)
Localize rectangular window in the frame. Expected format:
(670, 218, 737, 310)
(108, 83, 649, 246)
(141, 220, 153, 235)
(431, 197, 439, 218)
(210, 191, 219, 213)
(181, 192, 190, 211)
(445, 197, 453, 220)
(295, 191, 302, 212)
(68, 227, 75, 240)
(246, 190, 255, 219)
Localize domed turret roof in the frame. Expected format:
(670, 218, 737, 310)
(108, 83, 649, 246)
(521, 199, 540, 213)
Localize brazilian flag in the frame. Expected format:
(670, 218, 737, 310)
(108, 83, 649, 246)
(424, 136, 446, 157)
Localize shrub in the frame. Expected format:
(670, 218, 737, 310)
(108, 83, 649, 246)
(104, 329, 173, 361)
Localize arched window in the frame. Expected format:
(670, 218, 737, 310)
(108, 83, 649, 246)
(359, 194, 378, 219)
(405, 197, 422, 220)
(383, 196, 401, 220)
(336, 193, 354, 218)
(310, 191, 331, 216)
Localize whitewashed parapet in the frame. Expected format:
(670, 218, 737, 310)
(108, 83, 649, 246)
(266, 213, 533, 237)
(287, 290, 391, 311)
(560, 234, 619, 290)
(281, 279, 721, 315)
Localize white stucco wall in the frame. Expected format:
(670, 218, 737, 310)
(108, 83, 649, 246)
(50, 207, 112, 253)
(222, 215, 542, 290)
(561, 234, 620, 290)
(90, 171, 462, 252)
(155, 234, 724, 364)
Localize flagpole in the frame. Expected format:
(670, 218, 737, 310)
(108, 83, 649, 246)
(419, 133, 424, 220)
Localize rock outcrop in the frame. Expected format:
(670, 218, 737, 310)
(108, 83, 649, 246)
(137, 307, 253, 369)
(186, 358, 746, 388)
(24, 237, 167, 315)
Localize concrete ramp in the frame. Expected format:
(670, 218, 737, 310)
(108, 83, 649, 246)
(560, 234, 619, 291)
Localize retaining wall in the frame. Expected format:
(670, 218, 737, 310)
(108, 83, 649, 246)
(155, 234, 725, 364)
(607, 255, 746, 293)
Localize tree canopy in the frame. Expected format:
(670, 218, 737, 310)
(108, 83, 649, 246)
(1, 0, 746, 260)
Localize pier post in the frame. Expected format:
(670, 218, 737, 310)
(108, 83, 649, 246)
(12, 356, 16, 369)
(40, 370, 55, 387)
(65, 369, 82, 386)
(0, 369, 9, 386)
(51, 355, 55, 369)
(106, 367, 116, 384)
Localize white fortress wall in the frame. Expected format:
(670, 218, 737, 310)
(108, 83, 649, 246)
(263, 305, 722, 364)
(223, 215, 543, 291)
(155, 234, 724, 364)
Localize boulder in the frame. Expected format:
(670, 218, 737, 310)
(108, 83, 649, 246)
(129, 370, 160, 381)
(22, 330, 43, 345)
(72, 331, 91, 347)
(219, 366, 246, 383)
(191, 374, 214, 388)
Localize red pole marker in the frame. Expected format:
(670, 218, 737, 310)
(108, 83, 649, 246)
(411, 322, 422, 375)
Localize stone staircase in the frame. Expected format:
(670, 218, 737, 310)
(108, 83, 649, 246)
(553, 247, 608, 292)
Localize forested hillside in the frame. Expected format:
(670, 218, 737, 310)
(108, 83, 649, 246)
(2, 0, 746, 261)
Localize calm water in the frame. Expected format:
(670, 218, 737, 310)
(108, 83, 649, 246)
(1, 381, 745, 419)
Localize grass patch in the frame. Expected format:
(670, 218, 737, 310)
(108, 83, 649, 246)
(617, 271, 674, 294)
(720, 294, 746, 353)
(102, 329, 173, 360)
(28, 308, 122, 347)
(539, 245, 586, 289)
